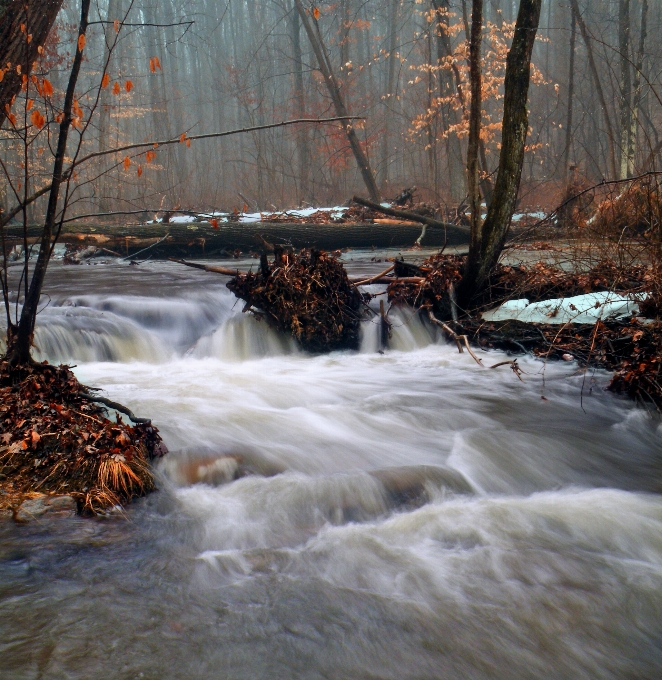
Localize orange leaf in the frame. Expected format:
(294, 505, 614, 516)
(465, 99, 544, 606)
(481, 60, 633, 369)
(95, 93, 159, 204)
(101, 73, 110, 89)
(73, 99, 83, 118)
(7, 112, 16, 126)
(154, 56, 161, 71)
(145, 150, 156, 163)
(313, 6, 320, 19)
(42, 78, 54, 96)
(78, 33, 86, 52)
(211, 218, 219, 229)
(123, 156, 131, 171)
(185, 138, 191, 148)
(112, 81, 120, 95)
(0, 69, 4, 83)
(137, 164, 143, 177)
(27, 34, 32, 43)
(55, 112, 63, 123)
(114, 19, 120, 33)
(149, 58, 156, 73)
(30, 109, 45, 129)
(31, 430, 41, 447)
(71, 116, 81, 128)
(20, 440, 27, 450)
(124, 80, 133, 92)
(179, 133, 186, 143)
(37, 45, 44, 55)
(26, 99, 33, 111)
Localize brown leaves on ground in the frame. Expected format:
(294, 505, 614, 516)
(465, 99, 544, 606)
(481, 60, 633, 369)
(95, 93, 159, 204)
(0, 362, 165, 515)
(227, 247, 366, 352)
(386, 252, 661, 411)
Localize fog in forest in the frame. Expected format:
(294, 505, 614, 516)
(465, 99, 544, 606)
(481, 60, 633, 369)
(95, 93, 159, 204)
(2, 0, 660, 218)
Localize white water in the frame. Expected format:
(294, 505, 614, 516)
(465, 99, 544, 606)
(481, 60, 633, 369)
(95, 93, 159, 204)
(1, 258, 661, 679)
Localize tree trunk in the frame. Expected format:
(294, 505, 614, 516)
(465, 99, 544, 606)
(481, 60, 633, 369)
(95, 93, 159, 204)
(97, 0, 125, 213)
(293, 0, 381, 202)
(562, 5, 576, 187)
(459, 0, 542, 305)
(379, 0, 398, 190)
(466, 0, 483, 267)
(618, 0, 632, 179)
(290, 3, 310, 202)
(630, 0, 647, 176)
(441, 0, 493, 206)
(569, 0, 618, 180)
(0, 0, 64, 128)
(9, 0, 91, 366)
(431, 0, 466, 202)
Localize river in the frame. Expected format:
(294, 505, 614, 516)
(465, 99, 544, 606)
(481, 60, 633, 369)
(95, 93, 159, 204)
(0, 253, 661, 679)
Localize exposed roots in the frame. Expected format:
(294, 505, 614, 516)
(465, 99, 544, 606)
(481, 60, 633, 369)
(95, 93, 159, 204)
(227, 247, 367, 352)
(0, 360, 165, 515)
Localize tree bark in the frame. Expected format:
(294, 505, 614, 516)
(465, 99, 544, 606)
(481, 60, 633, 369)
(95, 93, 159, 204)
(466, 0, 483, 267)
(618, 0, 632, 179)
(9, 0, 91, 365)
(459, 0, 542, 305)
(562, 5, 576, 187)
(435, 0, 493, 205)
(290, 3, 310, 202)
(569, 0, 618, 180)
(97, 0, 125, 213)
(379, 0, 398, 190)
(0, 0, 64, 128)
(630, 0, 647, 176)
(293, 0, 381, 202)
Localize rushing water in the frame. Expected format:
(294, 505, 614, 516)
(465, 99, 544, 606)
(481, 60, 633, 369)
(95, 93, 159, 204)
(1, 255, 661, 680)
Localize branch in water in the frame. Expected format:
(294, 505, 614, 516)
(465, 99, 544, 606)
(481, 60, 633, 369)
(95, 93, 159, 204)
(77, 392, 151, 425)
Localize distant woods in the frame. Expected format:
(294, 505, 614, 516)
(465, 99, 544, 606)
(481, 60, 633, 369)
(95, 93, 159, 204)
(1, 0, 661, 217)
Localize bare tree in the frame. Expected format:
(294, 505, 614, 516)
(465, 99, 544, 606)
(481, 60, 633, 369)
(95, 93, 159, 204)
(459, 0, 543, 304)
(293, 0, 381, 202)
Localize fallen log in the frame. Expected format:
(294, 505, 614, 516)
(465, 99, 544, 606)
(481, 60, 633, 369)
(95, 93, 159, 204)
(4, 218, 466, 258)
(351, 196, 467, 232)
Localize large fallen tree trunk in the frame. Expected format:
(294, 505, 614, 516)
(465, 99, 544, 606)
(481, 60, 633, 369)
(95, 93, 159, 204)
(4, 219, 466, 257)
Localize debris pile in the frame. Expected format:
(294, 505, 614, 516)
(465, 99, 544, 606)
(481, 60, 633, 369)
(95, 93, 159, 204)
(0, 361, 166, 516)
(227, 247, 366, 352)
(259, 205, 375, 224)
(382, 251, 661, 410)
(484, 259, 651, 307)
(591, 175, 662, 236)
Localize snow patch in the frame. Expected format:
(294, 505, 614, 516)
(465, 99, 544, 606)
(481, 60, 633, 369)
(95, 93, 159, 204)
(482, 291, 643, 325)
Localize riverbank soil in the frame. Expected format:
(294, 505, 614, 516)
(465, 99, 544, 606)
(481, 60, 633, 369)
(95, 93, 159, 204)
(0, 361, 165, 516)
(387, 253, 662, 411)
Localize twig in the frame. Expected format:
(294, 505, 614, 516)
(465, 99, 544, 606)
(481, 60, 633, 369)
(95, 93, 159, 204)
(76, 392, 151, 425)
(121, 233, 170, 260)
(168, 258, 245, 276)
(351, 265, 394, 285)
(427, 308, 523, 377)
(352, 195, 461, 231)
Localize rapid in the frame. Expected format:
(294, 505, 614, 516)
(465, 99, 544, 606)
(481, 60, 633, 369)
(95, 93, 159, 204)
(0, 253, 661, 679)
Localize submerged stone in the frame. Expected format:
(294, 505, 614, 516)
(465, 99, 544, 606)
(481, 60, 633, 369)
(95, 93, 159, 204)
(14, 495, 77, 522)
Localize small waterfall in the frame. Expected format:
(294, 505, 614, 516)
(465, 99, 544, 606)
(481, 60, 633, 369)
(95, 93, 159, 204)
(192, 315, 297, 361)
(360, 303, 440, 353)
